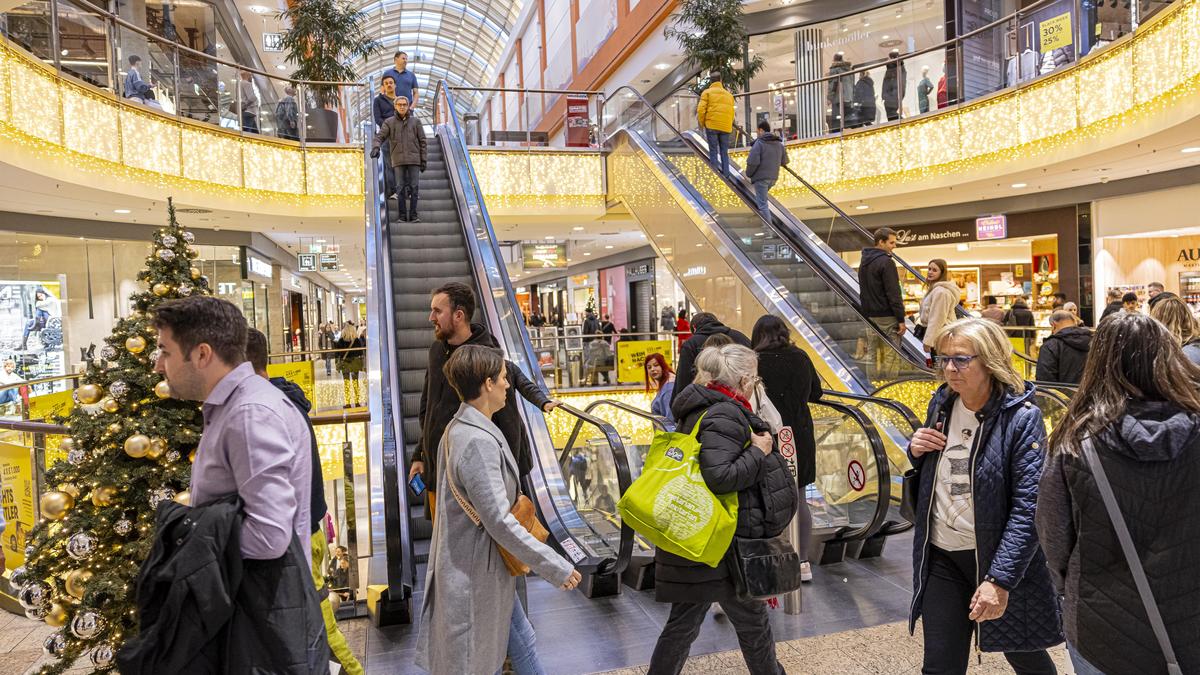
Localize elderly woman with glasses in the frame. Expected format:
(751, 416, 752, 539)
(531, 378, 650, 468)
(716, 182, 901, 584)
(907, 318, 1063, 674)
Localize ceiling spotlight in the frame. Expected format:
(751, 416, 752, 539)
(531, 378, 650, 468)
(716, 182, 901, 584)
(654, 63, 671, 71)
(583, 252, 592, 256)
(247, 4, 273, 13)
(604, 245, 614, 249)
(1182, 147, 1200, 153)
(572, 226, 584, 231)
(114, 209, 131, 214)
(855, 204, 869, 210)
(276, 64, 287, 70)
(655, 233, 664, 238)
(544, 235, 554, 240)
(1011, 182, 1027, 188)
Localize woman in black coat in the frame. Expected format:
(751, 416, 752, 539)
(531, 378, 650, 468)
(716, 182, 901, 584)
(650, 343, 798, 675)
(1038, 313, 1200, 675)
(751, 315, 821, 581)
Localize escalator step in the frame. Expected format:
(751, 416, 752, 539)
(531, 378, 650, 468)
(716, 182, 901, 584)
(390, 246, 468, 264)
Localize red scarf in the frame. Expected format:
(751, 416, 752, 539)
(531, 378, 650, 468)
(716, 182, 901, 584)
(705, 382, 752, 411)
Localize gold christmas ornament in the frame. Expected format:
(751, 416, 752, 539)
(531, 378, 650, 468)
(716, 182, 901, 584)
(147, 438, 167, 459)
(125, 336, 147, 354)
(57, 483, 80, 498)
(64, 569, 93, 599)
(91, 485, 118, 507)
(190, 267, 201, 280)
(154, 380, 171, 399)
(106, 423, 122, 435)
(75, 384, 103, 405)
(187, 248, 199, 259)
(45, 602, 69, 628)
(172, 491, 191, 506)
(59, 437, 76, 453)
(100, 397, 120, 414)
(152, 283, 171, 297)
(40, 491, 74, 520)
(188, 449, 197, 463)
(123, 434, 151, 458)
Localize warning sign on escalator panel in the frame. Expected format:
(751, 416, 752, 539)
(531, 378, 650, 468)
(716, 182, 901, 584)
(847, 460, 866, 492)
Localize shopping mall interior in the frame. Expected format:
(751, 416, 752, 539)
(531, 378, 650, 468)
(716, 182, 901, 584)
(0, 0, 1196, 671)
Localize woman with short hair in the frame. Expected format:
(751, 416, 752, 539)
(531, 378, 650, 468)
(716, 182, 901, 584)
(1037, 313, 1200, 675)
(649, 343, 797, 675)
(907, 318, 1062, 674)
(1149, 294, 1200, 366)
(415, 345, 581, 675)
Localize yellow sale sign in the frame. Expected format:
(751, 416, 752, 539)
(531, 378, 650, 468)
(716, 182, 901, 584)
(616, 339, 674, 383)
(26, 388, 73, 421)
(266, 360, 317, 409)
(1039, 12, 1072, 51)
(0, 442, 35, 569)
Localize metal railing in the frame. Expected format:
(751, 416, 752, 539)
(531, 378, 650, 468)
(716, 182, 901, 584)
(443, 85, 606, 149)
(1, 0, 363, 144)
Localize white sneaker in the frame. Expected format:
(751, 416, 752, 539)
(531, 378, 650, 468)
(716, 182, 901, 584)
(800, 561, 813, 583)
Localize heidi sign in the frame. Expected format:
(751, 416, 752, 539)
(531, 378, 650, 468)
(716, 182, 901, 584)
(975, 215, 1007, 241)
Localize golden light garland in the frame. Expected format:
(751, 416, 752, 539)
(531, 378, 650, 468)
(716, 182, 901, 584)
(0, 39, 362, 205)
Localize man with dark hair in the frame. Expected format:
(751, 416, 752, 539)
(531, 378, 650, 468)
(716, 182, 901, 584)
(383, 50, 419, 110)
(124, 54, 145, 99)
(1122, 291, 1140, 313)
(244, 330, 364, 675)
(858, 227, 906, 380)
(582, 309, 600, 343)
(152, 296, 314, 564)
(409, 282, 560, 519)
(373, 74, 398, 198)
(1100, 288, 1124, 321)
(1146, 282, 1176, 310)
(745, 120, 788, 213)
(371, 94, 426, 222)
(1036, 310, 1091, 384)
(669, 311, 751, 405)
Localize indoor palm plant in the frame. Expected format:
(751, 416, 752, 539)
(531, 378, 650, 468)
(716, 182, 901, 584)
(664, 0, 763, 94)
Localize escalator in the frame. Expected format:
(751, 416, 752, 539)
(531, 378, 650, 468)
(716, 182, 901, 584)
(362, 82, 642, 623)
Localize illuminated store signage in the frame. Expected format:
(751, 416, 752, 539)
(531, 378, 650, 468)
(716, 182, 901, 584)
(241, 247, 274, 282)
(522, 244, 568, 269)
(976, 215, 1007, 241)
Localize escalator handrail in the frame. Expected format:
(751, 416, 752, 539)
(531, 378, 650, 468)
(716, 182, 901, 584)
(558, 398, 669, 470)
(605, 85, 933, 377)
(819, 389, 921, 433)
(364, 122, 417, 592)
(810, 396, 893, 544)
(436, 81, 634, 578)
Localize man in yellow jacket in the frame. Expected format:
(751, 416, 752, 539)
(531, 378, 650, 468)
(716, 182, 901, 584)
(696, 72, 735, 176)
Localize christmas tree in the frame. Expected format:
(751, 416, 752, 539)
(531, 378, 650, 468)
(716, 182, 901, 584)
(13, 199, 210, 673)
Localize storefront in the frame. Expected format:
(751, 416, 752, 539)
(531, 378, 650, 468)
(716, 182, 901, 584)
(845, 205, 1085, 326)
(1094, 184, 1200, 309)
(595, 259, 658, 334)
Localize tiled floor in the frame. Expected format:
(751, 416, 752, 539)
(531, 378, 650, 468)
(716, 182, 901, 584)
(364, 532, 972, 674)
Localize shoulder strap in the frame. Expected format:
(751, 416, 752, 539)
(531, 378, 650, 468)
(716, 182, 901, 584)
(443, 421, 483, 528)
(687, 411, 708, 438)
(1082, 439, 1182, 675)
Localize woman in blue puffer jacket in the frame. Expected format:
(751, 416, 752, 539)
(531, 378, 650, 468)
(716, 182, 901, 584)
(907, 318, 1062, 673)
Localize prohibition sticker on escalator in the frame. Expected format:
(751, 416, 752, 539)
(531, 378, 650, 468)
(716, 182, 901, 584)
(847, 460, 866, 492)
(560, 538, 586, 563)
(778, 427, 795, 459)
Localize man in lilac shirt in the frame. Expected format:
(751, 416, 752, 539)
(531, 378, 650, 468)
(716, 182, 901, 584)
(152, 296, 313, 565)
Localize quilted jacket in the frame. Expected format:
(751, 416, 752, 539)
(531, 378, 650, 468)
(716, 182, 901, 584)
(1037, 401, 1200, 674)
(908, 382, 1064, 652)
(654, 383, 799, 604)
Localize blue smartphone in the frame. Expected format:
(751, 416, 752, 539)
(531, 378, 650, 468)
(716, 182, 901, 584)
(409, 473, 426, 497)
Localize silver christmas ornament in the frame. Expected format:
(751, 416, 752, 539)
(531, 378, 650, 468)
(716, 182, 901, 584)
(157, 248, 176, 261)
(67, 448, 86, 465)
(161, 234, 178, 247)
(18, 581, 50, 609)
(148, 487, 176, 509)
(100, 346, 117, 361)
(9, 565, 28, 586)
(70, 611, 103, 639)
(177, 283, 193, 296)
(90, 644, 115, 670)
(43, 632, 66, 657)
(182, 231, 195, 244)
(66, 532, 96, 560)
(113, 519, 132, 535)
(150, 348, 162, 364)
(109, 381, 128, 399)
(24, 605, 47, 621)
(166, 450, 181, 463)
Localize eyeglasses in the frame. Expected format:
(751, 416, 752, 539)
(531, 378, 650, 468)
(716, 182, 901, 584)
(934, 354, 978, 370)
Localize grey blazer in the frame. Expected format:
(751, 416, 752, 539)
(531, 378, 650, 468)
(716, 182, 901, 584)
(414, 403, 573, 675)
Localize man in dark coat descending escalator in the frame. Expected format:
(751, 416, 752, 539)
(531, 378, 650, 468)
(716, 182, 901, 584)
(1035, 310, 1092, 384)
(408, 282, 560, 519)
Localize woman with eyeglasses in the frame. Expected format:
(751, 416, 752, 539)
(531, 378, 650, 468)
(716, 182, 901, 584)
(907, 318, 1063, 674)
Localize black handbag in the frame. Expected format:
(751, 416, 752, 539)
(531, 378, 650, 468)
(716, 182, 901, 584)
(900, 468, 919, 523)
(729, 535, 802, 600)
(912, 323, 927, 340)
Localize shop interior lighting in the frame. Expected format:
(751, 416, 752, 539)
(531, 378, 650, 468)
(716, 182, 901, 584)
(956, 243, 970, 251)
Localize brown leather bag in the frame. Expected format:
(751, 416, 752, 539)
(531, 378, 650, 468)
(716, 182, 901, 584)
(445, 429, 549, 577)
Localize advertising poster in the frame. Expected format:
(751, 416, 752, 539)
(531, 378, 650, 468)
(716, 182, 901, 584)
(0, 442, 35, 569)
(0, 280, 67, 398)
(616, 339, 673, 383)
(267, 360, 317, 408)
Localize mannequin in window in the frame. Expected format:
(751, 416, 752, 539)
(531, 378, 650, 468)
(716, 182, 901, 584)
(851, 69, 877, 128)
(882, 49, 907, 121)
(917, 65, 934, 114)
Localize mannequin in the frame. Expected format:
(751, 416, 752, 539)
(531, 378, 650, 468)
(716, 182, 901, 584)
(917, 65, 933, 113)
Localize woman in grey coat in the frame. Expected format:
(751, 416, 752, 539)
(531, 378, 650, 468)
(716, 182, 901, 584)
(415, 345, 580, 675)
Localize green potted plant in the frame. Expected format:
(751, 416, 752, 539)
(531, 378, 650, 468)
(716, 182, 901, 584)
(279, 0, 380, 142)
(664, 0, 763, 94)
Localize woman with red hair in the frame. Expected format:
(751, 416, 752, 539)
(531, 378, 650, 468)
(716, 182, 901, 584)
(644, 353, 676, 429)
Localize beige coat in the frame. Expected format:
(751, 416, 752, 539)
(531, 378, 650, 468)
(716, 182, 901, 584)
(414, 403, 573, 675)
(918, 280, 962, 348)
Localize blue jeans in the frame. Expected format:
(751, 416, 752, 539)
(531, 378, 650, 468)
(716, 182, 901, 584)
(0, 388, 19, 406)
(705, 129, 731, 177)
(502, 593, 546, 675)
(1068, 643, 1105, 675)
(753, 180, 775, 213)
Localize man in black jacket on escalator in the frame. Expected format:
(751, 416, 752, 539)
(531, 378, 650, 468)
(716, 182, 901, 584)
(858, 228, 906, 381)
(670, 311, 751, 406)
(408, 282, 561, 520)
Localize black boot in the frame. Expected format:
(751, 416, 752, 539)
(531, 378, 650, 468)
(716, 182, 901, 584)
(408, 182, 420, 222)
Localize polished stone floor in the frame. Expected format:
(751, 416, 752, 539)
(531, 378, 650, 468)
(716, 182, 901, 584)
(365, 532, 943, 674)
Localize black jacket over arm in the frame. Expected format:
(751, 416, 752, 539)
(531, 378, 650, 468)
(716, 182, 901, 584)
(117, 495, 330, 674)
(757, 344, 823, 485)
(669, 320, 751, 405)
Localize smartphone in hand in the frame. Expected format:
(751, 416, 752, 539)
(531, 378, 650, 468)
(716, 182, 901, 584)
(409, 473, 426, 497)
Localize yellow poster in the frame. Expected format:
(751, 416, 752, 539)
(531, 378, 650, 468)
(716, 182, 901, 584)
(615, 339, 674, 383)
(1039, 12, 1072, 52)
(0, 442, 35, 569)
(26, 388, 73, 421)
(267, 360, 317, 409)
